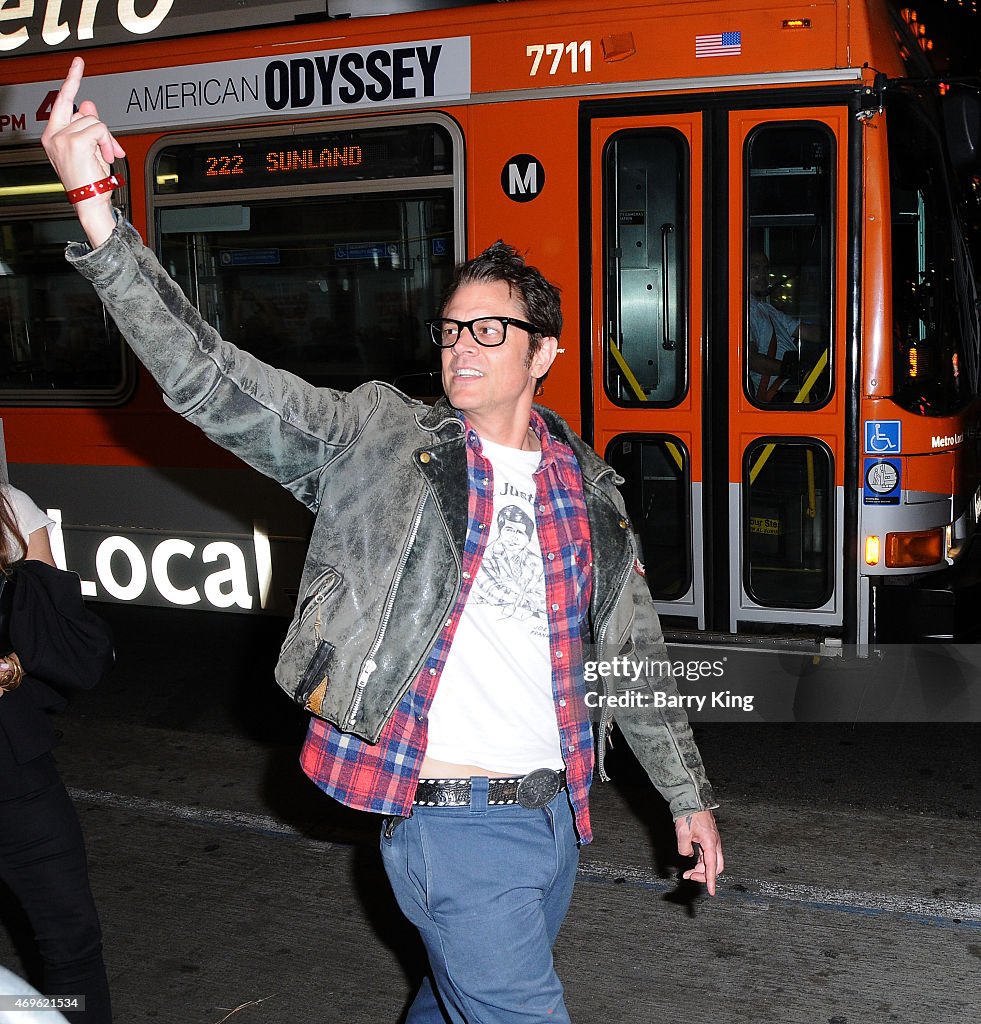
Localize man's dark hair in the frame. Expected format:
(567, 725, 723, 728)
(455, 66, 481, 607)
(441, 241, 562, 387)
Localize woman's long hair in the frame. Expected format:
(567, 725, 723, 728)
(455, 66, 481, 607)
(0, 487, 26, 572)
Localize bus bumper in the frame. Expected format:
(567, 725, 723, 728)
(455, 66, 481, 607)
(874, 543, 981, 642)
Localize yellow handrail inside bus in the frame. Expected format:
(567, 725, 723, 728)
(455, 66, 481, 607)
(608, 338, 683, 470)
(609, 338, 647, 402)
(748, 349, 829, 485)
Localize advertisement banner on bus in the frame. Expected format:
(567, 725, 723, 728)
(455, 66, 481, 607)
(0, 36, 471, 143)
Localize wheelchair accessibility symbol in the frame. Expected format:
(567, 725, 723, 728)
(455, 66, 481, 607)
(864, 420, 901, 455)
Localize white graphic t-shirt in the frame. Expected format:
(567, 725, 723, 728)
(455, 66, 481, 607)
(425, 437, 564, 773)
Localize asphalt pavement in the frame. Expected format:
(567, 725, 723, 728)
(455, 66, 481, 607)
(0, 605, 979, 1024)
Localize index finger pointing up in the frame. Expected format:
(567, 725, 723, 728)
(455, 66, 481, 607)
(49, 56, 86, 131)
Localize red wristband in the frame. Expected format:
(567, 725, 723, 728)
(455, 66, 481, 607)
(65, 173, 124, 205)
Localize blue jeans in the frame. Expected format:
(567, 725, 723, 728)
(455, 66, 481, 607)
(380, 778, 579, 1024)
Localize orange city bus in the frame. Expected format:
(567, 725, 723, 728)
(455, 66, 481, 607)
(0, 0, 979, 650)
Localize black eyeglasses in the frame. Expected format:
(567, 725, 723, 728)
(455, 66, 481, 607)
(425, 316, 543, 348)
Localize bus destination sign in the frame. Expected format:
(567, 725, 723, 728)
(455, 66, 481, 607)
(155, 123, 451, 194)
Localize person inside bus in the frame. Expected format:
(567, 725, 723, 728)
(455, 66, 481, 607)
(0, 483, 112, 1024)
(746, 249, 803, 402)
(40, 57, 723, 1024)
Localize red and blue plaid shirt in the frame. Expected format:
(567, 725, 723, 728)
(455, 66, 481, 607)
(300, 410, 597, 842)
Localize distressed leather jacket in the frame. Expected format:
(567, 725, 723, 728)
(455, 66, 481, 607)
(67, 216, 717, 820)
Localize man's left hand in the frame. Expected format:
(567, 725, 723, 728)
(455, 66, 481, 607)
(675, 809, 724, 896)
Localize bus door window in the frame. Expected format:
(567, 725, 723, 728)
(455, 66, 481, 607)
(603, 130, 688, 406)
(743, 439, 834, 608)
(152, 121, 460, 396)
(0, 159, 130, 401)
(606, 436, 691, 601)
(888, 91, 981, 414)
(744, 124, 834, 408)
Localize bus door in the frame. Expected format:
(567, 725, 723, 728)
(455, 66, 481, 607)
(588, 104, 848, 643)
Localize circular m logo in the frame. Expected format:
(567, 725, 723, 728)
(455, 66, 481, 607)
(501, 154, 545, 202)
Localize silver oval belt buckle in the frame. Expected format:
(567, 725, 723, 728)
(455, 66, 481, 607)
(516, 768, 561, 810)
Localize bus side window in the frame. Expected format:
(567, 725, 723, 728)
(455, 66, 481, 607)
(0, 160, 131, 403)
(744, 439, 834, 609)
(744, 123, 835, 409)
(603, 130, 688, 407)
(152, 123, 458, 398)
(606, 435, 691, 601)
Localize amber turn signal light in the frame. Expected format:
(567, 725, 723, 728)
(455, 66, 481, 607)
(885, 528, 944, 567)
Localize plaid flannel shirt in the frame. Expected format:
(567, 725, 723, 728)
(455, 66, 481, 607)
(300, 410, 597, 842)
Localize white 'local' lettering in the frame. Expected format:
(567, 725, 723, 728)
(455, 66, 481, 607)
(46, 509, 273, 611)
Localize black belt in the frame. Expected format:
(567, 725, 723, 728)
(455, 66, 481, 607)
(413, 768, 567, 810)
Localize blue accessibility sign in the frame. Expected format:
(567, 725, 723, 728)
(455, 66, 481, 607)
(219, 248, 280, 267)
(335, 242, 400, 262)
(864, 420, 902, 455)
(863, 458, 901, 505)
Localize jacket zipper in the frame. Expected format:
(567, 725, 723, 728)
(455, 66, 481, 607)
(591, 490, 633, 783)
(595, 655, 614, 781)
(347, 489, 428, 728)
(594, 592, 624, 783)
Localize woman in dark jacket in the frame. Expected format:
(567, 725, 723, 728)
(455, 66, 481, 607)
(0, 484, 112, 1024)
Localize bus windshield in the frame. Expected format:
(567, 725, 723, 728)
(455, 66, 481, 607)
(888, 87, 981, 416)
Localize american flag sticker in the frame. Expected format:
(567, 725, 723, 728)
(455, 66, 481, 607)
(695, 31, 742, 58)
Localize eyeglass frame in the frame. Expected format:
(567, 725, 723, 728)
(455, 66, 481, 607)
(425, 316, 545, 348)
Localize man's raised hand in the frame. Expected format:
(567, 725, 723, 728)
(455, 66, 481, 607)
(40, 57, 125, 246)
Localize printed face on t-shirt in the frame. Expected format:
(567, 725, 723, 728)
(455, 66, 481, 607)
(500, 520, 530, 552)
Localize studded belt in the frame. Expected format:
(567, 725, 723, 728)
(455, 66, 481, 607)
(413, 768, 567, 810)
